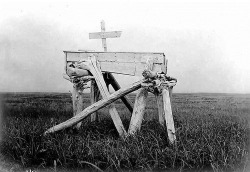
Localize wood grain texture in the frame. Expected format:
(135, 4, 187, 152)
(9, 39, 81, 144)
(169, 87, 173, 104)
(44, 79, 143, 135)
(162, 88, 176, 144)
(90, 80, 100, 122)
(65, 52, 165, 76)
(161, 54, 168, 73)
(89, 31, 122, 39)
(107, 73, 133, 113)
(88, 56, 127, 137)
(72, 84, 84, 130)
(155, 93, 165, 126)
(66, 52, 164, 63)
(128, 88, 148, 135)
(101, 20, 107, 51)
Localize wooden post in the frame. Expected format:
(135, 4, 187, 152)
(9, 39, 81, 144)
(162, 88, 176, 144)
(88, 56, 127, 138)
(90, 80, 99, 122)
(106, 73, 133, 113)
(128, 56, 151, 134)
(103, 73, 110, 89)
(101, 20, 107, 51)
(44, 79, 143, 135)
(155, 93, 165, 126)
(72, 83, 84, 130)
(169, 86, 173, 104)
(128, 88, 148, 135)
(89, 20, 122, 52)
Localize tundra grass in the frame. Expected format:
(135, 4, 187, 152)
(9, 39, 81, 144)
(0, 93, 249, 171)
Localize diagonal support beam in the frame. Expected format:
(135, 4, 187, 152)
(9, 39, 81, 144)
(104, 73, 134, 113)
(44, 79, 143, 135)
(76, 55, 128, 137)
(88, 56, 127, 137)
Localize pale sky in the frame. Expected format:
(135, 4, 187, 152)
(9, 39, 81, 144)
(0, 0, 250, 93)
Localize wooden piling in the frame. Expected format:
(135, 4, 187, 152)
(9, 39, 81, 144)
(128, 88, 148, 135)
(162, 88, 176, 144)
(72, 83, 84, 130)
(155, 93, 165, 126)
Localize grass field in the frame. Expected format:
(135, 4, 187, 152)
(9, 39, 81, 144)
(0, 92, 249, 171)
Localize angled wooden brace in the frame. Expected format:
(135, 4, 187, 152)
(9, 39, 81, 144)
(128, 57, 155, 134)
(104, 73, 133, 113)
(44, 79, 143, 135)
(87, 55, 127, 138)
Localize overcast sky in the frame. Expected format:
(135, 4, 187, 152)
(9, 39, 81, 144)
(0, 0, 250, 93)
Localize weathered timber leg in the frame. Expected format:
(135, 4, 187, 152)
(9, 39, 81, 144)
(88, 57, 127, 138)
(162, 88, 176, 144)
(72, 83, 84, 130)
(107, 73, 133, 113)
(44, 79, 143, 135)
(155, 93, 165, 126)
(128, 88, 148, 135)
(169, 86, 173, 104)
(90, 80, 100, 122)
(103, 73, 110, 90)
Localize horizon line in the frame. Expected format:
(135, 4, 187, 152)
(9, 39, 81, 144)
(0, 91, 249, 95)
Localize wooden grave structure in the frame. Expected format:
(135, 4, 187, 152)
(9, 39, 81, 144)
(45, 21, 177, 143)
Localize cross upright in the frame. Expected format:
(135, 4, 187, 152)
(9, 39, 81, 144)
(89, 20, 122, 52)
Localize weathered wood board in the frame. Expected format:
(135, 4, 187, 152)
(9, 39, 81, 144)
(89, 31, 122, 39)
(64, 51, 167, 76)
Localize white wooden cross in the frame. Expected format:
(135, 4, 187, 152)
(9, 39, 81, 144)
(89, 20, 122, 52)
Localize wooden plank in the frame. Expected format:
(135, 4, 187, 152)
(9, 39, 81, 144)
(134, 53, 165, 64)
(161, 54, 168, 73)
(107, 73, 133, 113)
(128, 88, 148, 134)
(97, 53, 135, 62)
(169, 87, 173, 104)
(88, 56, 127, 138)
(89, 31, 122, 39)
(99, 62, 135, 75)
(101, 20, 107, 51)
(90, 80, 100, 122)
(134, 63, 162, 76)
(162, 88, 176, 144)
(66, 52, 165, 76)
(44, 79, 144, 135)
(155, 94, 165, 126)
(66, 62, 163, 76)
(66, 52, 165, 64)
